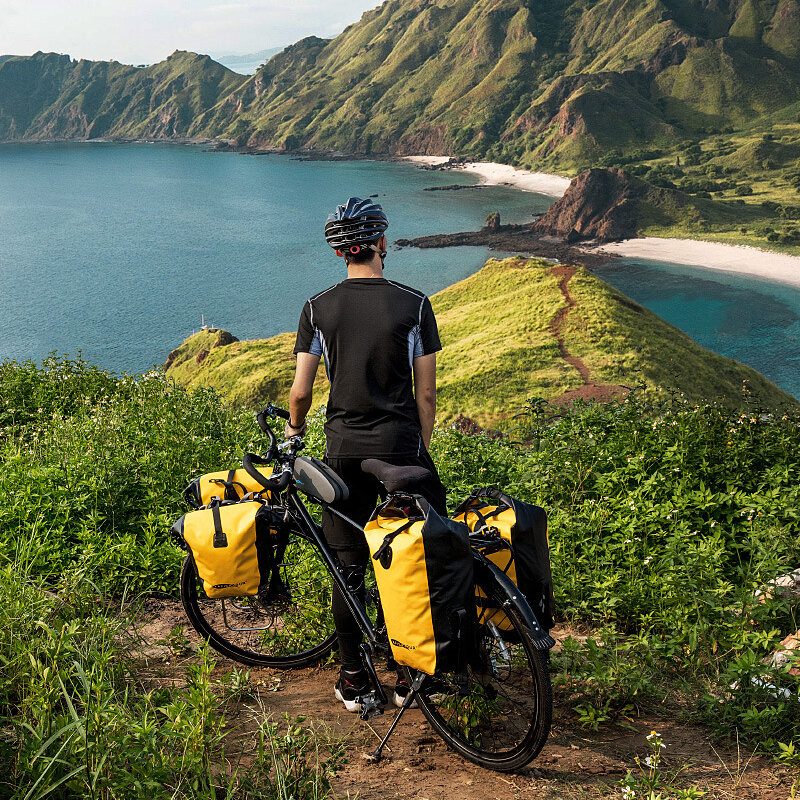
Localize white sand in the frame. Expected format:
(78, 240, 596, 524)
(404, 156, 800, 287)
(596, 238, 800, 288)
(402, 156, 570, 197)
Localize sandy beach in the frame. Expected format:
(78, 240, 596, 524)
(597, 238, 800, 288)
(405, 156, 800, 287)
(403, 156, 570, 197)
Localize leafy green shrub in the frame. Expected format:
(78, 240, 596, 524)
(0, 565, 343, 798)
(2, 360, 800, 757)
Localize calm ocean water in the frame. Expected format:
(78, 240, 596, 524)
(0, 143, 546, 373)
(594, 260, 800, 399)
(1, 142, 799, 400)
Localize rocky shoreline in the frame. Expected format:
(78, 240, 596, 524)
(394, 224, 617, 268)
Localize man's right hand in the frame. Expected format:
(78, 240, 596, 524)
(284, 419, 307, 439)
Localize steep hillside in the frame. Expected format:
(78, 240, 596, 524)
(3, 1, 800, 173)
(164, 258, 794, 426)
(0, 51, 246, 140)
(186, 0, 800, 169)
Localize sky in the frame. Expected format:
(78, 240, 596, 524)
(0, 0, 381, 64)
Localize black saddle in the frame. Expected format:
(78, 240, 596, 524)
(361, 459, 431, 493)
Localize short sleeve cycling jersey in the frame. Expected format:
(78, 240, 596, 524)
(294, 277, 441, 457)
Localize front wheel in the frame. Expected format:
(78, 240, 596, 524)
(414, 561, 552, 771)
(180, 526, 337, 667)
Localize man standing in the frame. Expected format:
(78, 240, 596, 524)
(287, 197, 447, 711)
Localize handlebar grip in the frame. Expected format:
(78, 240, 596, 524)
(265, 403, 291, 421)
(274, 469, 292, 491)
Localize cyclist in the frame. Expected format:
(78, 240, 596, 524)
(287, 196, 447, 712)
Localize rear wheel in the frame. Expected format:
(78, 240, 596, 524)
(180, 527, 337, 667)
(414, 562, 552, 771)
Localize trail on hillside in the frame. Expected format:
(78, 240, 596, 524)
(134, 600, 794, 800)
(549, 265, 629, 405)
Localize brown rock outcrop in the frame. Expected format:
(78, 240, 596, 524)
(532, 168, 644, 243)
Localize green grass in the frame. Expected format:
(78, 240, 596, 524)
(3, 357, 800, 786)
(564, 269, 794, 404)
(164, 258, 796, 427)
(165, 329, 330, 408)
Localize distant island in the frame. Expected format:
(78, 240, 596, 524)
(1, 0, 799, 253)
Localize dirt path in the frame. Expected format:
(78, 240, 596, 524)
(134, 600, 796, 800)
(549, 265, 629, 405)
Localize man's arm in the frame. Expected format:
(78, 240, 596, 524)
(286, 352, 320, 436)
(413, 353, 437, 448)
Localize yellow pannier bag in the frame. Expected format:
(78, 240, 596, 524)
(184, 453, 274, 508)
(172, 500, 275, 599)
(454, 488, 554, 632)
(365, 500, 474, 676)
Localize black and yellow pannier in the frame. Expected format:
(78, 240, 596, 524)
(183, 453, 274, 509)
(365, 499, 474, 676)
(454, 488, 554, 631)
(172, 499, 285, 599)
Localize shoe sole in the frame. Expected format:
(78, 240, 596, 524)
(393, 691, 418, 709)
(334, 686, 362, 713)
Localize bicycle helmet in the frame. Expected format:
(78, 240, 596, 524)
(325, 197, 389, 259)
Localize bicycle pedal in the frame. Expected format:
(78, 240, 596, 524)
(357, 691, 385, 721)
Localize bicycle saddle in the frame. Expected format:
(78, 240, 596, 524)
(361, 459, 432, 493)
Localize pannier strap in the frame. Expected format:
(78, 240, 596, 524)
(211, 505, 228, 549)
(210, 475, 249, 501)
(242, 452, 274, 490)
(371, 518, 419, 563)
(453, 486, 515, 514)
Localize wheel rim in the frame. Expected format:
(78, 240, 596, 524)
(417, 582, 545, 761)
(183, 529, 336, 663)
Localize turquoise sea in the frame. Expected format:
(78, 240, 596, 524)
(1, 142, 799, 399)
(594, 260, 800, 399)
(0, 143, 545, 373)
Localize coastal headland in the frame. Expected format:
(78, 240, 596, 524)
(402, 156, 800, 286)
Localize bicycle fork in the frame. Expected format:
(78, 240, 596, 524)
(368, 670, 426, 763)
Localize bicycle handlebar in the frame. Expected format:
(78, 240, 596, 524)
(256, 403, 292, 457)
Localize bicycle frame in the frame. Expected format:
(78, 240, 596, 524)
(286, 486, 383, 652)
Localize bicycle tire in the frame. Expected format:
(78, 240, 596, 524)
(180, 527, 337, 668)
(414, 560, 552, 771)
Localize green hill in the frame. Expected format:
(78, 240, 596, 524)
(3, 1, 800, 170)
(164, 258, 795, 425)
(0, 51, 246, 140)
(185, 0, 800, 170)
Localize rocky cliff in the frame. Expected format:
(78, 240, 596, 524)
(532, 167, 695, 242)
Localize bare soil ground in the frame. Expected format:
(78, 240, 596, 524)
(549, 265, 629, 407)
(133, 600, 796, 800)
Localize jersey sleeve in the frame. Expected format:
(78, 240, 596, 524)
(294, 301, 320, 356)
(418, 296, 442, 356)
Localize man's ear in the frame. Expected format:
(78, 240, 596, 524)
(379, 235, 387, 252)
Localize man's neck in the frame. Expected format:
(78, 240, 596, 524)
(346, 259, 384, 279)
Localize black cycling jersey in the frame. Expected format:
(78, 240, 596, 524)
(293, 277, 441, 457)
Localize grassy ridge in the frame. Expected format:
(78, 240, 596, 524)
(164, 258, 796, 424)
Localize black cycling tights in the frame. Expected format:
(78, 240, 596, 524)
(323, 451, 447, 672)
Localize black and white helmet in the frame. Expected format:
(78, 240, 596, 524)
(324, 197, 389, 257)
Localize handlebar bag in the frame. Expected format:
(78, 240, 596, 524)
(172, 500, 285, 599)
(183, 458, 274, 508)
(453, 489, 554, 631)
(365, 500, 474, 676)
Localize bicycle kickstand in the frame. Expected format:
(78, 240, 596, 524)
(369, 671, 426, 763)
